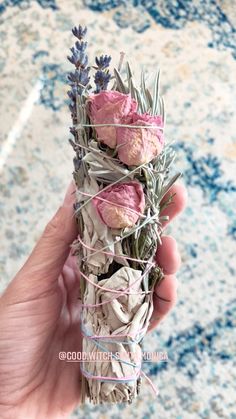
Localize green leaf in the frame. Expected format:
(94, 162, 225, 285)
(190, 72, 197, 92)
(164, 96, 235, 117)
(159, 172, 182, 201)
(113, 68, 127, 93)
(152, 69, 160, 115)
(141, 69, 152, 112)
(140, 68, 146, 95)
(129, 77, 137, 101)
(136, 89, 146, 113)
(145, 88, 153, 110)
(126, 61, 133, 81)
(159, 96, 165, 121)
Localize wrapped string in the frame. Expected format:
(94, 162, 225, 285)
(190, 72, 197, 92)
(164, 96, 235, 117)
(77, 236, 154, 266)
(73, 131, 162, 399)
(79, 269, 152, 297)
(80, 265, 153, 308)
(78, 234, 159, 397)
(81, 321, 147, 344)
(76, 122, 164, 131)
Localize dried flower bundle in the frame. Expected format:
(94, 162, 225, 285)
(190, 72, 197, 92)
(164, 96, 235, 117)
(67, 25, 181, 404)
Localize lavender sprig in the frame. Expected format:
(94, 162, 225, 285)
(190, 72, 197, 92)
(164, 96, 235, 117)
(93, 54, 112, 93)
(67, 25, 90, 120)
(67, 25, 91, 179)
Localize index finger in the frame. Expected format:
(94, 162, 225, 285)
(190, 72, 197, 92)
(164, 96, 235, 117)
(160, 183, 187, 228)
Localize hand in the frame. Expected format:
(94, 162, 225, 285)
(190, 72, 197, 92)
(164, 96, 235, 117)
(0, 181, 187, 419)
(149, 183, 187, 331)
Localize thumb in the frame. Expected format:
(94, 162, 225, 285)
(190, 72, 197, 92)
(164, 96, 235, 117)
(15, 181, 78, 288)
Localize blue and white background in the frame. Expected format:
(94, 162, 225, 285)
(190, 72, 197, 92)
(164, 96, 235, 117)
(0, 1, 235, 418)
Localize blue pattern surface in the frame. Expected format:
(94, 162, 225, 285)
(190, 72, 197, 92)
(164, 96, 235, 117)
(84, 0, 236, 58)
(0, 0, 235, 417)
(175, 142, 236, 202)
(0, 0, 58, 14)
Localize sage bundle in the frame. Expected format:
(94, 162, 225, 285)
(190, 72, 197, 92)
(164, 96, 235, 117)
(67, 25, 180, 405)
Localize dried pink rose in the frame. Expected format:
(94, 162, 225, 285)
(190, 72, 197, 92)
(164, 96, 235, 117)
(117, 112, 164, 166)
(86, 91, 138, 148)
(93, 181, 145, 229)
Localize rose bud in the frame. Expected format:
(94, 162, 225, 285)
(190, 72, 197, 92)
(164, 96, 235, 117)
(116, 112, 164, 166)
(86, 91, 138, 148)
(93, 181, 145, 229)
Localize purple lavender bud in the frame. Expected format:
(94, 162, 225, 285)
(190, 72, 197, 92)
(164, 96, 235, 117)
(73, 201, 82, 212)
(69, 102, 76, 114)
(67, 86, 77, 100)
(95, 55, 111, 69)
(72, 25, 87, 40)
(75, 40, 88, 52)
(80, 67, 90, 85)
(94, 70, 111, 92)
(68, 68, 90, 86)
(73, 156, 82, 171)
(67, 50, 88, 69)
(70, 126, 77, 136)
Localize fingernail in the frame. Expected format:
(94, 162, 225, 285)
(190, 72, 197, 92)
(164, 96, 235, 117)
(63, 181, 76, 207)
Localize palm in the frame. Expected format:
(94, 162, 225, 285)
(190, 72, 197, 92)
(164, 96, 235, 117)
(0, 255, 82, 417)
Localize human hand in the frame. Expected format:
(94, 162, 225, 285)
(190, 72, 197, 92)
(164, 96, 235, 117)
(0, 181, 187, 419)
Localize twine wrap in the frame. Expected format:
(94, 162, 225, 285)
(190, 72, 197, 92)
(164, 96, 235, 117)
(71, 111, 178, 404)
(73, 168, 162, 404)
(80, 266, 154, 404)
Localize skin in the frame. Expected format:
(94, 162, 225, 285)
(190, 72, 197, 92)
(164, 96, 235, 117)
(0, 182, 187, 419)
